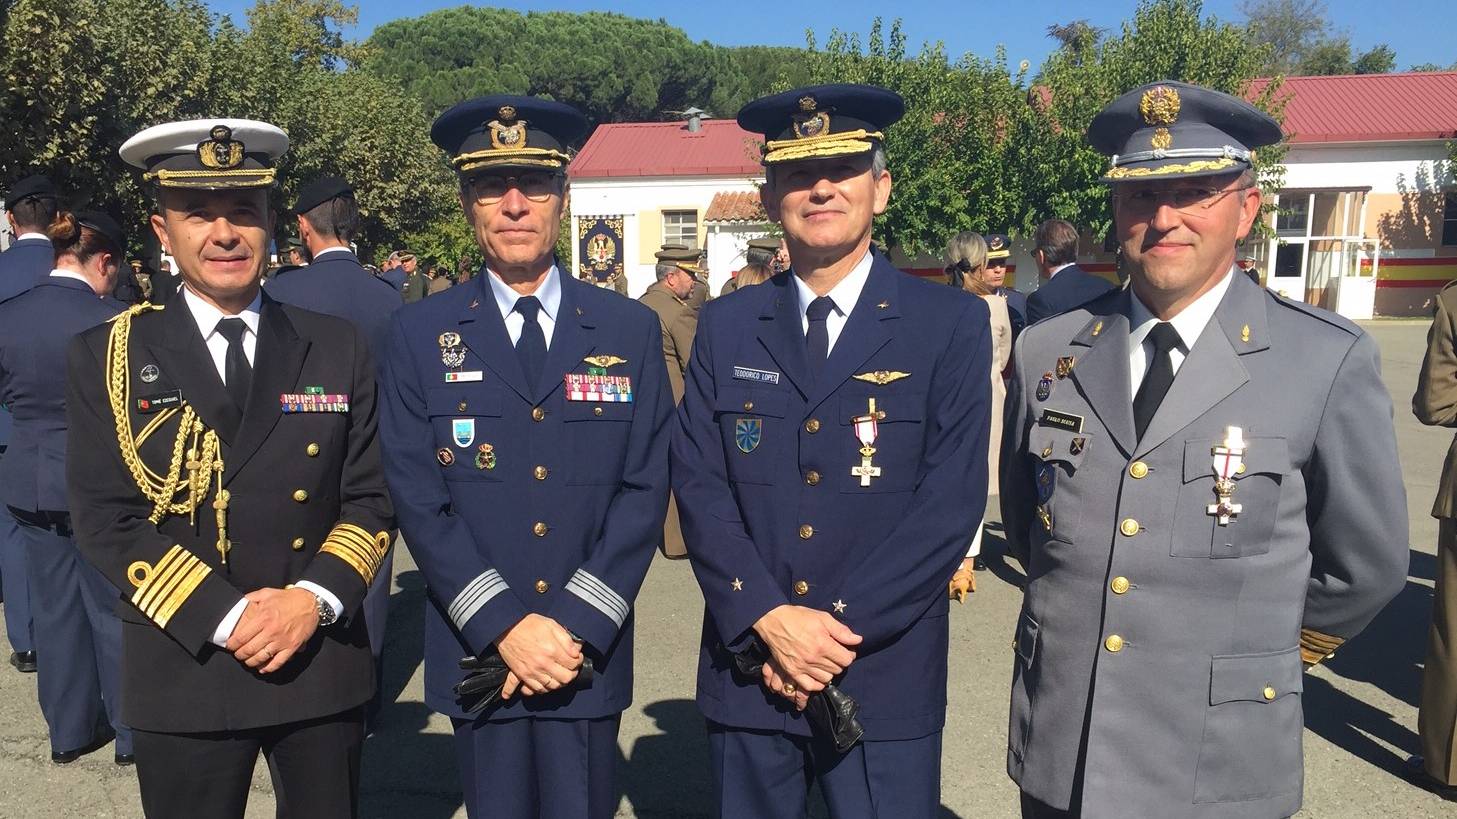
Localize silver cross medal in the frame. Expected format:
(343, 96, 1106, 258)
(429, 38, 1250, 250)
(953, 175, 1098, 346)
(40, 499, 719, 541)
(850, 398, 884, 487)
(1207, 426, 1246, 526)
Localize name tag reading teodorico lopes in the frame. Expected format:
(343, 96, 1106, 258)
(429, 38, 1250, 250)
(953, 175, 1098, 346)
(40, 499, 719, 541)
(850, 397, 886, 487)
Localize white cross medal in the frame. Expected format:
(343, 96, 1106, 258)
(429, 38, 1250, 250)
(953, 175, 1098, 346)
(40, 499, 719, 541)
(850, 398, 884, 487)
(1207, 426, 1246, 526)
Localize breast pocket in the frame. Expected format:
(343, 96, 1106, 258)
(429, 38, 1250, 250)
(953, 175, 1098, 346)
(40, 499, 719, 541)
(1194, 647, 1304, 803)
(1026, 425, 1092, 539)
(426, 385, 504, 483)
(562, 399, 634, 485)
(716, 387, 789, 486)
(1172, 436, 1288, 558)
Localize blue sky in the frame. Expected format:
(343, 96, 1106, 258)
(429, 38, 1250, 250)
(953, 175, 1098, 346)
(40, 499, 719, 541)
(209, 0, 1453, 71)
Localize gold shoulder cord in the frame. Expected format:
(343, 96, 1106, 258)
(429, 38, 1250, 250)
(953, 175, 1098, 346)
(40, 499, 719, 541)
(105, 304, 233, 564)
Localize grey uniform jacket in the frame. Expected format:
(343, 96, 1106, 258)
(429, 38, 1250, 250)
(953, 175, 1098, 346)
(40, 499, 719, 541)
(1000, 272, 1408, 818)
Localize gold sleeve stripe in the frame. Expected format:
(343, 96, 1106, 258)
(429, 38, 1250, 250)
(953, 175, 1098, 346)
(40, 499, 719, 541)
(133, 546, 190, 613)
(153, 562, 212, 628)
(319, 524, 390, 584)
(139, 553, 207, 621)
(1299, 628, 1345, 666)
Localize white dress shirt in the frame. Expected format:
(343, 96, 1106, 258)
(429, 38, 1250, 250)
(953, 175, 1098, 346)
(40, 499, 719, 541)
(1126, 268, 1235, 399)
(487, 265, 562, 348)
(179, 286, 342, 644)
(310, 245, 351, 260)
(16, 232, 49, 242)
(791, 249, 874, 356)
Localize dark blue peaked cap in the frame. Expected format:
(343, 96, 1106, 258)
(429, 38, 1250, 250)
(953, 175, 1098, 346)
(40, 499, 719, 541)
(431, 95, 589, 175)
(738, 83, 904, 165)
(5, 174, 57, 205)
(1088, 80, 1284, 182)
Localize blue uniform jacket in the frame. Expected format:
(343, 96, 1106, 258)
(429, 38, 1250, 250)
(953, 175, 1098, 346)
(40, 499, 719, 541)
(382, 267, 407, 293)
(379, 268, 671, 721)
(671, 257, 992, 741)
(264, 250, 401, 355)
(0, 237, 54, 304)
(1001, 286, 1028, 339)
(0, 276, 121, 512)
(1025, 264, 1117, 326)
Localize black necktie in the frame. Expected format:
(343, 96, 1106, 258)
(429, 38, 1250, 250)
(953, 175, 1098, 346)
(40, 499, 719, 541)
(805, 296, 835, 378)
(1133, 322, 1181, 439)
(515, 296, 547, 388)
(216, 317, 252, 411)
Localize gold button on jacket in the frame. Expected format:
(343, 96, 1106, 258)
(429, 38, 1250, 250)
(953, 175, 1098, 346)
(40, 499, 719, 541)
(798, 524, 814, 540)
(1104, 634, 1124, 653)
(535, 580, 549, 594)
(532, 522, 548, 537)
(1110, 576, 1130, 594)
(531, 407, 546, 422)
(533, 466, 549, 481)
(1119, 518, 1139, 537)
(1263, 686, 1277, 701)
(804, 471, 821, 486)
(291, 538, 306, 551)
(804, 419, 821, 434)
(305, 443, 320, 457)
(1129, 461, 1148, 479)
(292, 489, 309, 503)
(793, 580, 809, 596)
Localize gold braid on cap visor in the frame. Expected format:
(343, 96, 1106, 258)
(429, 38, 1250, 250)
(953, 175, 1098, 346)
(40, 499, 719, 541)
(143, 168, 277, 188)
(762, 129, 884, 165)
(454, 147, 573, 172)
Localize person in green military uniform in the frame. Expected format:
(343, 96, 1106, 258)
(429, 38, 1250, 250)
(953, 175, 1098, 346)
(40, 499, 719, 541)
(721, 236, 782, 297)
(400, 252, 427, 304)
(638, 245, 700, 559)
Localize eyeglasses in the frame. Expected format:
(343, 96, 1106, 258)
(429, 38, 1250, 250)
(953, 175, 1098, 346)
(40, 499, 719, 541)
(1116, 185, 1250, 215)
(466, 172, 562, 204)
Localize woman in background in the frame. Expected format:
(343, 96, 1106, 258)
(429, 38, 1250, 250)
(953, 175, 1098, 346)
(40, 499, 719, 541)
(945, 231, 1011, 600)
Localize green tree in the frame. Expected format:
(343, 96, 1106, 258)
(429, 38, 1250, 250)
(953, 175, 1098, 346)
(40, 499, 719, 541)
(1240, 0, 1329, 75)
(1352, 44, 1397, 74)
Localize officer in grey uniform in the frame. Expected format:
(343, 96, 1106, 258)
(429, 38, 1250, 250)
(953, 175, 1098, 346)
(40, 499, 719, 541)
(1001, 81, 1409, 819)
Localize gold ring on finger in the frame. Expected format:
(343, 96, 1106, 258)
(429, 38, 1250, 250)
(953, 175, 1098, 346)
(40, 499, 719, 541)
(783, 682, 796, 695)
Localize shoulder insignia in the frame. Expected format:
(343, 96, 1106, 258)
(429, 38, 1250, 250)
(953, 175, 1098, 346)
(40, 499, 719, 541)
(583, 355, 628, 369)
(853, 370, 911, 385)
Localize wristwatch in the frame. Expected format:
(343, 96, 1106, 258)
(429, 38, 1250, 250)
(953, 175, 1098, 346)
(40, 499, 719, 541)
(312, 593, 339, 627)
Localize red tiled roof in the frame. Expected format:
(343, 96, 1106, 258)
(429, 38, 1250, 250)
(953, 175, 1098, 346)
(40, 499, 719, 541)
(1249, 71, 1457, 144)
(704, 190, 765, 223)
(570, 120, 764, 179)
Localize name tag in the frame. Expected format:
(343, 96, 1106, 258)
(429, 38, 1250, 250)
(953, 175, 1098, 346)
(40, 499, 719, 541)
(136, 390, 183, 414)
(1038, 409, 1084, 433)
(281, 393, 351, 413)
(733, 366, 781, 385)
(445, 371, 484, 383)
(564, 373, 633, 402)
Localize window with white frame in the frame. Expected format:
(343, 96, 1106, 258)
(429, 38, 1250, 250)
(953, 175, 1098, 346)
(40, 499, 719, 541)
(662, 210, 698, 249)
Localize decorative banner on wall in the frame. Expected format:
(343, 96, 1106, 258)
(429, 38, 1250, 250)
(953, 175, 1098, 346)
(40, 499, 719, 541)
(577, 216, 625, 290)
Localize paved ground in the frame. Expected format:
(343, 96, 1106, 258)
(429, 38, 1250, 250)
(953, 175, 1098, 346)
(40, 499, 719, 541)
(0, 319, 1453, 817)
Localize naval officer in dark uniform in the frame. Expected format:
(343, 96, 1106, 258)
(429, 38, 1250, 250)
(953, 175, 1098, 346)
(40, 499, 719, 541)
(0, 209, 129, 763)
(1002, 81, 1408, 819)
(266, 173, 402, 725)
(673, 84, 992, 818)
(378, 95, 671, 819)
(66, 119, 393, 818)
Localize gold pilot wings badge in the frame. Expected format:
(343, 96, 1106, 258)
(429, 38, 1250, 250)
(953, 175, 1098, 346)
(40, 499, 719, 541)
(852, 370, 911, 385)
(583, 355, 628, 370)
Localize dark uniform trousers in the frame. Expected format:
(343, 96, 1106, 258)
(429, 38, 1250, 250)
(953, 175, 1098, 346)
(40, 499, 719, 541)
(66, 297, 392, 819)
(452, 714, 620, 819)
(0, 501, 32, 654)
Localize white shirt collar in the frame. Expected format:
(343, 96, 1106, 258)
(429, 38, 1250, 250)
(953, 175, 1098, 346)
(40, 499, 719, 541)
(1048, 262, 1075, 279)
(16, 232, 49, 242)
(487, 264, 561, 324)
(182, 284, 263, 340)
(311, 245, 351, 259)
(792, 249, 874, 320)
(48, 268, 91, 286)
(1128, 267, 1235, 354)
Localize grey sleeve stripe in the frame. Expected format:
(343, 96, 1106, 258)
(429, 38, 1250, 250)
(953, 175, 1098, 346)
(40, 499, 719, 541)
(571, 570, 630, 618)
(449, 571, 508, 627)
(565, 570, 629, 625)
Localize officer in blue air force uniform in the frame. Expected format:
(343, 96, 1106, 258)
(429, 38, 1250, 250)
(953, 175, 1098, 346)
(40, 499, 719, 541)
(378, 95, 671, 818)
(265, 175, 402, 725)
(672, 84, 992, 818)
(1001, 82, 1409, 819)
(0, 210, 129, 764)
(1, 174, 59, 302)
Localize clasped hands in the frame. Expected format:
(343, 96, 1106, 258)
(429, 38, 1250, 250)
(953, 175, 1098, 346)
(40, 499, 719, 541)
(494, 613, 584, 700)
(752, 605, 863, 711)
(226, 587, 319, 674)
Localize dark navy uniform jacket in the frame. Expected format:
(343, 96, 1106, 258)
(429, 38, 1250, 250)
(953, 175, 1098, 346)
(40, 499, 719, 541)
(379, 268, 671, 721)
(265, 249, 400, 355)
(0, 276, 122, 512)
(0, 236, 53, 304)
(1001, 286, 1028, 339)
(66, 295, 393, 731)
(672, 256, 992, 741)
(382, 267, 407, 293)
(1025, 264, 1117, 326)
